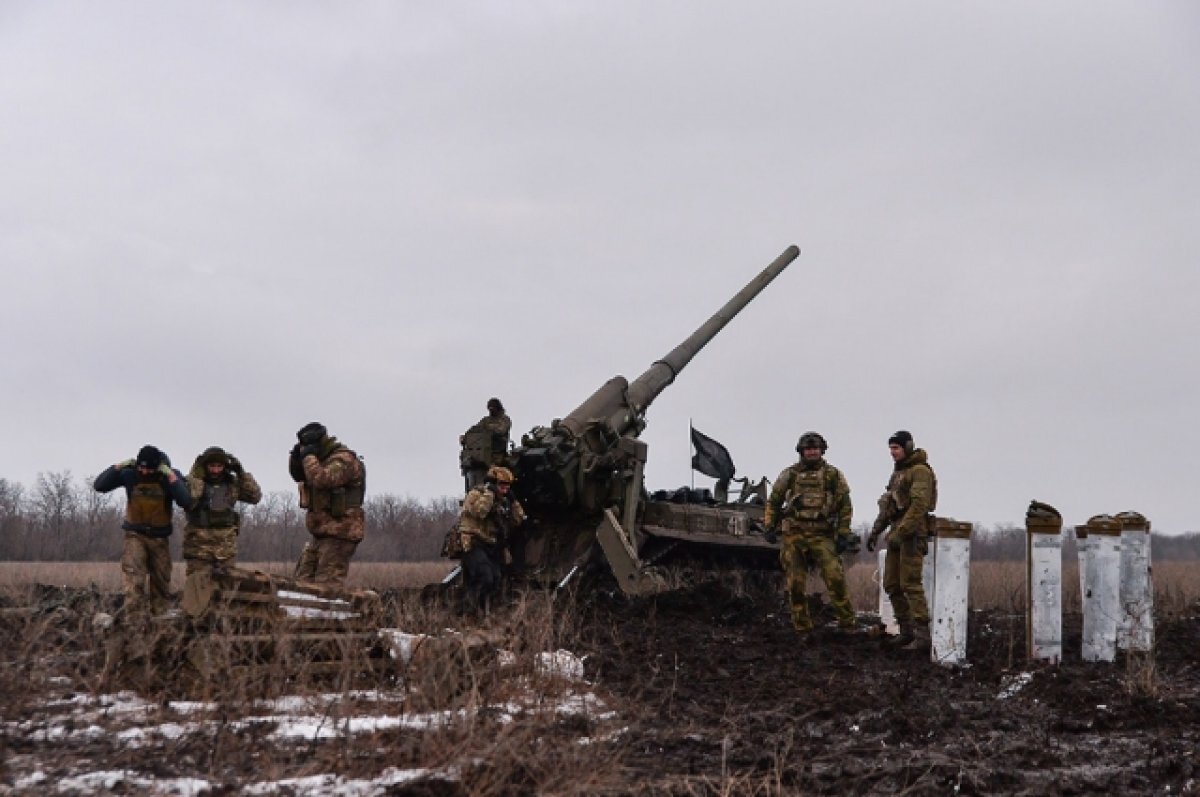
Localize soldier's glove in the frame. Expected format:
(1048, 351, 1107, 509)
(763, 527, 779, 545)
(227, 455, 244, 475)
(866, 530, 881, 552)
(288, 446, 306, 482)
(156, 463, 174, 479)
(115, 458, 136, 470)
(296, 444, 320, 461)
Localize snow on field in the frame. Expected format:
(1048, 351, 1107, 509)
(2, 650, 607, 795)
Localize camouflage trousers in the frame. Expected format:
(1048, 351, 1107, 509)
(883, 533, 929, 625)
(121, 532, 173, 616)
(778, 531, 855, 632)
(182, 525, 238, 576)
(294, 537, 358, 587)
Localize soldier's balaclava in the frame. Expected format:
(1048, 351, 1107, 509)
(487, 398, 504, 415)
(888, 430, 915, 457)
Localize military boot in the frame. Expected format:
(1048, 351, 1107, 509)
(901, 624, 931, 654)
(886, 621, 914, 646)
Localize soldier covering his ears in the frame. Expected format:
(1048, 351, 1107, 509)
(454, 465, 527, 616)
(93, 445, 192, 619)
(182, 446, 262, 575)
(289, 422, 367, 587)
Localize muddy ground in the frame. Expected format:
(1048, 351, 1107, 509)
(1, 580, 1199, 795)
(577, 580, 1200, 794)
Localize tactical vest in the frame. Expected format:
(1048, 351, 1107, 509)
(785, 463, 838, 527)
(124, 478, 173, 536)
(308, 451, 367, 519)
(188, 481, 239, 529)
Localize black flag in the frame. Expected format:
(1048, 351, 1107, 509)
(691, 426, 736, 481)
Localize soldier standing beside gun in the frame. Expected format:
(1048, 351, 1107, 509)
(867, 430, 938, 652)
(93, 445, 192, 619)
(764, 431, 858, 636)
(459, 397, 511, 491)
(455, 465, 526, 617)
(182, 446, 262, 575)
(289, 422, 367, 587)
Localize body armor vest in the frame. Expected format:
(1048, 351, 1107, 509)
(124, 478, 173, 535)
(188, 481, 239, 529)
(786, 464, 836, 526)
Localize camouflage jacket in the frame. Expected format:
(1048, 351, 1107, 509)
(764, 460, 851, 534)
(301, 445, 367, 542)
(872, 448, 937, 540)
(457, 484, 526, 551)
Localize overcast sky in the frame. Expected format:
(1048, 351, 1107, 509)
(2, 2, 1197, 534)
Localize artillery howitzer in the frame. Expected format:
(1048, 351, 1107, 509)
(503, 245, 800, 596)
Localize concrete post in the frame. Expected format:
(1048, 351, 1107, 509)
(1074, 523, 1091, 608)
(876, 547, 897, 635)
(1081, 515, 1122, 662)
(1025, 503, 1063, 664)
(931, 518, 972, 665)
(1115, 511, 1154, 652)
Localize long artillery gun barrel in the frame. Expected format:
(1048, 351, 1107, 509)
(513, 245, 800, 519)
(557, 244, 801, 443)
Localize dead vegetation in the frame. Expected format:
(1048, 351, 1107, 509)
(1, 562, 1199, 795)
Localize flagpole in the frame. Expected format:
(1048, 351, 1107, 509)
(689, 417, 694, 492)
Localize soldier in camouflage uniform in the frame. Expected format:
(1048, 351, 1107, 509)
(459, 397, 512, 491)
(182, 446, 262, 575)
(867, 430, 938, 652)
(93, 445, 192, 618)
(289, 422, 367, 587)
(455, 465, 527, 616)
(764, 432, 858, 635)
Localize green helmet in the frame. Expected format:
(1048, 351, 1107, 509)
(796, 431, 827, 454)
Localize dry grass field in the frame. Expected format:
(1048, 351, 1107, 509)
(2, 559, 1198, 616)
(2, 556, 1199, 794)
(0, 561, 455, 593)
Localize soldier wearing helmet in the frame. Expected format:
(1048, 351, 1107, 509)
(867, 430, 938, 653)
(182, 446, 262, 576)
(454, 464, 527, 616)
(764, 431, 857, 635)
(288, 422, 367, 587)
(459, 398, 512, 491)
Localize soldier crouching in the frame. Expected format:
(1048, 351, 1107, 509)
(455, 465, 526, 617)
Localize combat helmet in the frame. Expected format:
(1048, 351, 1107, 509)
(795, 431, 828, 454)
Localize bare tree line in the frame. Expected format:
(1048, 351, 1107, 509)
(2, 471, 1198, 563)
(0, 472, 456, 563)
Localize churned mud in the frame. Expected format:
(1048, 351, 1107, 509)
(1, 581, 1198, 795)
(576, 579, 1200, 794)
